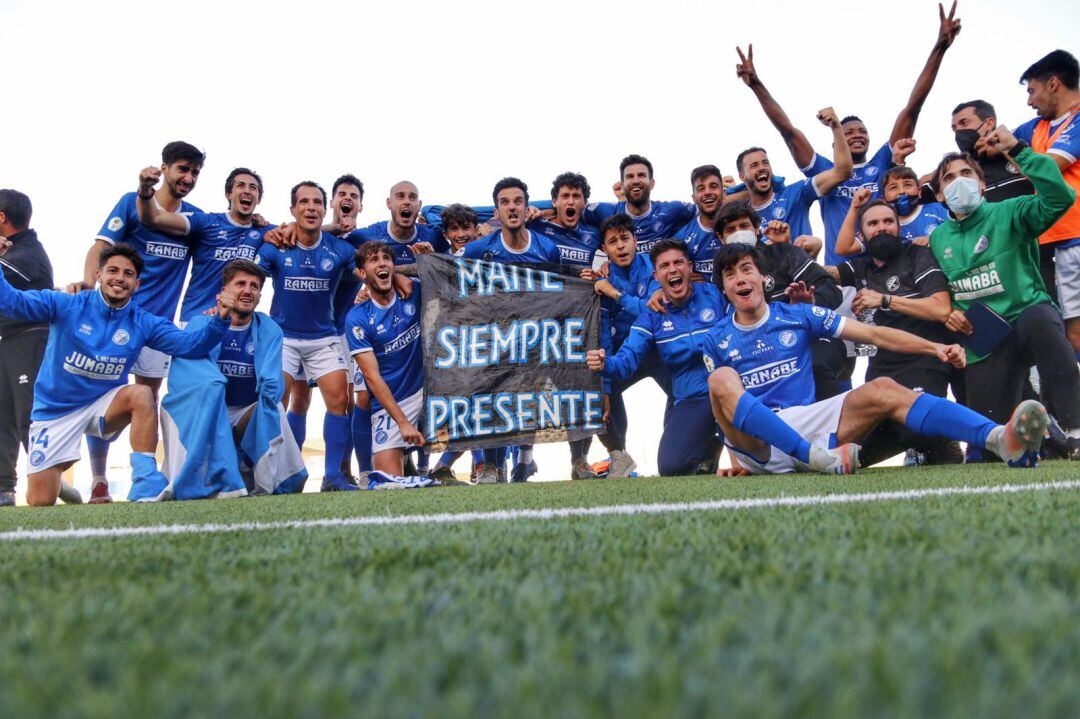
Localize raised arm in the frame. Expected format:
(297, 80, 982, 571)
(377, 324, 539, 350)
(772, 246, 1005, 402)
(835, 188, 873, 257)
(135, 166, 189, 236)
(736, 44, 817, 169)
(984, 127, 1077, 234)
(146, 293, 232, 357)
(810, 107, 854, 195)
(890, 1, 961, 145)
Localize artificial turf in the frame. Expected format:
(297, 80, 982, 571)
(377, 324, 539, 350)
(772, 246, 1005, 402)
(1, 462, 1079, 717)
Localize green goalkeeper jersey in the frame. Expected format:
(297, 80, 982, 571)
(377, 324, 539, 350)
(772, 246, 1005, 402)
(930, 146, 1076, 363)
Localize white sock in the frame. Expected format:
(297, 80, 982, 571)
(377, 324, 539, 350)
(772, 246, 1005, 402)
(517, 447, 534, 465)
(91, 475, 108, 487)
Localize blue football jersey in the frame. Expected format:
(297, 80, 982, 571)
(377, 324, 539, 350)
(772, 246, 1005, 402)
(583, 200, 696, 254)
(602, 283, 729, 404)
(255, 233, 355, 340)
(805, 145, 894, 263)
(350, 221, 449, 266)
(600, 254, 660, 352)
(529, 219, 601, 268)
(95, 192, 199, 320)
(898, 203, 948, 244)
(218, 322, 259, 408)
(752, 179, 821, 242)
(701, 302, 846, 410)
(344, 283, 424, 412)
(0, 274, 228, 421)
(673, 217, 721, 281)
(180, 212, 267, 322)
(461, 230, 562, 264)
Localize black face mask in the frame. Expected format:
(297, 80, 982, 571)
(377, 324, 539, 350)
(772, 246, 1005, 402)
(955, 128, 981, 155)
(867, 233, 903, 262)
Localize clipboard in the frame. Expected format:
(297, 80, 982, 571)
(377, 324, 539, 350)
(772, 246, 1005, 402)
(959, 301, 1014, 356)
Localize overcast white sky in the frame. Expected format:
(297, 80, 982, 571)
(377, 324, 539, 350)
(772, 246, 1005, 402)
(1, 0, 1076, 482)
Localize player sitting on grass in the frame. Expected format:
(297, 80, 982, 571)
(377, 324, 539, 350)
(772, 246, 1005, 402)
(345, 242, 425, 476)
(0, 241, 233, 505)
(704, 243, 1048, 475)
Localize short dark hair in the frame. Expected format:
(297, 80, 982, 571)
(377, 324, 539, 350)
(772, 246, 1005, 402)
(332, 174, 365, 198)
(492, 177, 529, 205)
(441, 203, 478, 229)
(161, 141, 205, 167)
(882, 165, 920, 188)
(951, 99, 997, 122)
(1020, 50, 1080, 91)
(550, 172, 591, 202)
(290, 180, 327, 207)
(99, 243, 144, 276)
(599, 214, 635, 243)
(0, 189, 32, 231)
(932, 152, 986, 192)
(840, 115, 864, 126)
(620, 154, 653, 180)
(225, 167, 263, 198)
(649, 238, 691, 265)
(713, 242, 765, 278)
(856, 199, 900, 235)
(222, 258, 265, 288)
(714, 200, 761, 236)
(735, 147, 767, 174)
(355, 241, 395, 271)
(690, 164, 723, 186)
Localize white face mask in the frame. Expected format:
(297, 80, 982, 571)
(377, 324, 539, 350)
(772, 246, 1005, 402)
(943, 176, 983, 216)
(726, 230, 759, 246)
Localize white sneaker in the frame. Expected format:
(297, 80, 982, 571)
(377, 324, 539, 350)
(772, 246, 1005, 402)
(607, 450, 637, 478)
(475, 465, 500, 485)
(808, 444, 860, 475)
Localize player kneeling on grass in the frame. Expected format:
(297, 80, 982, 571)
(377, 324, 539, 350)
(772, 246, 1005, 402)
(0, 241, 232, 505)
(345, 242, 425, 476)
(705, 243, 1048, 475)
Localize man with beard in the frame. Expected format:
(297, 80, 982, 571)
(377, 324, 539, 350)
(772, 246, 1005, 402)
(584, 154, 696, 255)
(73, 140, 205, 503)
(0, 242, 233, 505)
(826, 200, 963, 464)
(674, 165, 725, 282)
(586, 239, 729, 477)
(352, 181, 448, 264)
(834, 171, 950, 257)
(735, 107, 853, 244)
(255, 181, 360, 491)
(735, 2, 961, 263)
(465, 178, 561, 484)
(950, 100, 1034, 202)
(345, 242, 425, 476)
(705, 242, 1048, 476)
(136, 166, 269, 325)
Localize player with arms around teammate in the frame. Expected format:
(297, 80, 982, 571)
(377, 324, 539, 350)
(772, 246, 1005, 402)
(345, 243, 425, 476)
(586, 239, 729, 476)
(75, 140, 205, 502)
(531, 172, 602, 270)
(255, 182, 360, 491)
(352, 181, 448, 265)
(705, 243, 1048, 476)
(0, 242, 234, 505)
(136, 165, 269, 325)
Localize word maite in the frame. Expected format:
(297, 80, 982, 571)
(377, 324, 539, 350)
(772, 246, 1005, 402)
(417, 254, 604, 451)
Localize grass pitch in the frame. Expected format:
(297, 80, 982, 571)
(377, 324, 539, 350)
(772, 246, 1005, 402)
(2, 462, 1079, 718)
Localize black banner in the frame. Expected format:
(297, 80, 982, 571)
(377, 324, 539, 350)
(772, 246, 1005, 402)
(417, 253, 604, 451)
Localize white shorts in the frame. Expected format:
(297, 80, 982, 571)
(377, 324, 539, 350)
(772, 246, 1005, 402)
(340, 334, 366, 391)
(371, 389, 423, 454)
(131, 345, 171, 379)
(226, 403, 257, 428)
(1055, 243, 1080, 320)
(727, 392, 849, 475)
(26, 385, 126, 474)
(282, 336, 348, 383)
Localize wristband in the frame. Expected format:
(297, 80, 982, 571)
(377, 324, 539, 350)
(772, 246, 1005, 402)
(1006, 140, 1028, 159)
(137, 190, 154, 200)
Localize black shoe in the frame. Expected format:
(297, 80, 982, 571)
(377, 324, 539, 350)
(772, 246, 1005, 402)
(0, 490, 14, 507)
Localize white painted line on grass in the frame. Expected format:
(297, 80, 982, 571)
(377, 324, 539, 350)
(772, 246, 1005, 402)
(3, 480, 1080, 542)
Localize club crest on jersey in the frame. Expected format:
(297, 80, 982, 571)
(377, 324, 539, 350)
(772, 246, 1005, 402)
(111, 329, 130, 346)
(812, 306, 826, 316)
(352, 326, 364, 341)
(773, 208, 787, 220)
(779, 330, 797, 347)
(107, 217, 123, 232)
(699, 308, 716, 322)
(404, 303, 416, 316)
(886, 276, 901, 292)
(320, 258, 334, 272)
(653, 221, 663, 232)
(865, 166, 879, 177)
(248, 230, 260, 239)
(974, 236, 989, 254)
(1006, 162, 1019, 174)
(245, 341, 256, 355)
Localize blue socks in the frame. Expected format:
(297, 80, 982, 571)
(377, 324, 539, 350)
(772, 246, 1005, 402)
(287, 411, 307, 450)
(323, 413, 350, 478)
(732, 393, 812, 464)
(904, 393, 995, 449)
(351, 406, 372, 472)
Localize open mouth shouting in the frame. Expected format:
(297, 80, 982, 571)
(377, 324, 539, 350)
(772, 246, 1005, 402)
(340, 200, 355, 216)
(237, 194, 255, 213)
(398, 206, 415, 224)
